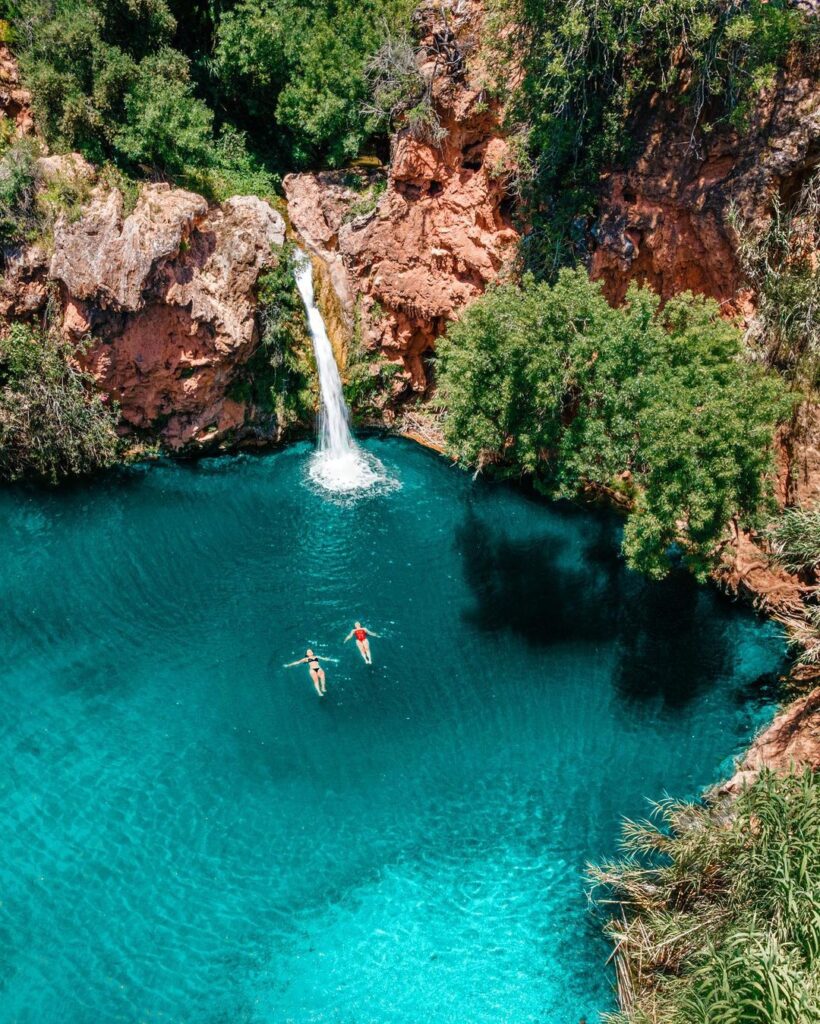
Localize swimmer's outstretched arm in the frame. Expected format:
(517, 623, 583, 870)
(284, 658, 308, 668)
(343, 631, 354, 642)
(316, 655, 339, 662)
(365, 629, 381, 637)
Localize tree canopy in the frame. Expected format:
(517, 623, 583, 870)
(437, 270, 791, 578)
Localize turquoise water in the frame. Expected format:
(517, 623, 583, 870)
(0, 438, 785, 1024)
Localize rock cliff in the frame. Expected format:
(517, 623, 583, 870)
(49, 184, 286, 449)
(285, 0, 519, 395)
(590, 69, 820, 309)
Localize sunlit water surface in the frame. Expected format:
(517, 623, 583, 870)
(0, 438, 785, 1023)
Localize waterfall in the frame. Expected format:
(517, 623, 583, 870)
(294, 251, 387, 494)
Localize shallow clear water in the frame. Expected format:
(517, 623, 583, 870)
(0, 438, 785, 1024)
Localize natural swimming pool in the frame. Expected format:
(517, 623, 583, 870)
(0, 437, 786, 1023)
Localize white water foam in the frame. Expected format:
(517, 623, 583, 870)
(294, 251, 395, 497)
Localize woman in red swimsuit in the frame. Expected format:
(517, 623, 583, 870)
(344, 621, 380, 665)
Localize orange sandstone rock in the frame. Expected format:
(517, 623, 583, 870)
(285, 0, 519, 393)
(49, 185, 286, 449)
(591, 71, 820, 309)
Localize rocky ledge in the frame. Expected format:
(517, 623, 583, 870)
(722, 686, 820, 794)
(285, 0, 519, 396)
(52, 183, 285, 450)
(2, 165, 287, 450)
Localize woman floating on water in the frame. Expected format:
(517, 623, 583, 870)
(285, 649, 332, 697)
(344, 622, 380, 665)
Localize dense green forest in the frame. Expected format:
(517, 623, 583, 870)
(0, 0, 414, 195)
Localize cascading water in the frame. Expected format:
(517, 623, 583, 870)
(294, 251, 392, 495)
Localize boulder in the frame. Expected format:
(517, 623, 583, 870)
(49, 183, 286, 449)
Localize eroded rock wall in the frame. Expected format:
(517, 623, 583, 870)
(590, 69, 820, 308)
(285, 0, 519, 395)
(49, 185, 286, 449)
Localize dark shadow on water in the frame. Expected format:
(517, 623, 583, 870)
(455, 495, 776, 710)
(456, 504, 624, 648)
(611, 574, 734, 709)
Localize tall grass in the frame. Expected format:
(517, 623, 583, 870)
(591, 770, 820, 1024)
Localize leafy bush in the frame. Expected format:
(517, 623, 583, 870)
(228, 242, 314, 429)
(0, 135, 92, 250)
(11, 0, 255, 181)
(9, 0, 415, 182)
(732, 171, 820, 383)
(0, 134, 37, 245)
(213, 0, 415, 168)
(592, 769, 820, 1024)
(491, 0, 819, 275)
(0, 321, 121, 482)
(437, 269, 791, 578)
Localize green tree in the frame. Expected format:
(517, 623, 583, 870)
(437, 270, 791, 578)
(16, 0, 215, 173)
(213, 0, 415, 168)
(0, 322, 121, 483)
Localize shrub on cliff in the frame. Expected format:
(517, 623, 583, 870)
(492, 0, 820, 275)
(213, 0, 415, 167)
(0, 322, 121, 483)
(437, 270, 791, 579)
(592, 769, 820, 1024)
(9, 0, 412, 180)
(228, 242, 315, 429)
(14, 0, 220, 175)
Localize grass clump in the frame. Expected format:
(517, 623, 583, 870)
(592, 769, 820, 1024)
(437, 268, 791, 579)
(768, 502, 820, 577)
(0, 320, 121, 483)
(732, 170, 820, 386)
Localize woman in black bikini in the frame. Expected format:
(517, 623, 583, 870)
(285, 649, 329, 696)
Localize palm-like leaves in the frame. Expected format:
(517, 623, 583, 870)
(591, 771, 820, 1024)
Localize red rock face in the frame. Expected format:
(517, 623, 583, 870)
(720, 686, 820, 794)
(49, 185, 286, 449)
(285, 0, 519, 393)
(591, 72, 820, 309)
(0, 42, 34, 137)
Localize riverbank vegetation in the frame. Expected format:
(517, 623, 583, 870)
(592, 769, 820, 1024)
(0, 321, 121, 483)
(490, 0, 820, 275)
(437, 269, 791, 579)
(1, 0, 414, 194)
